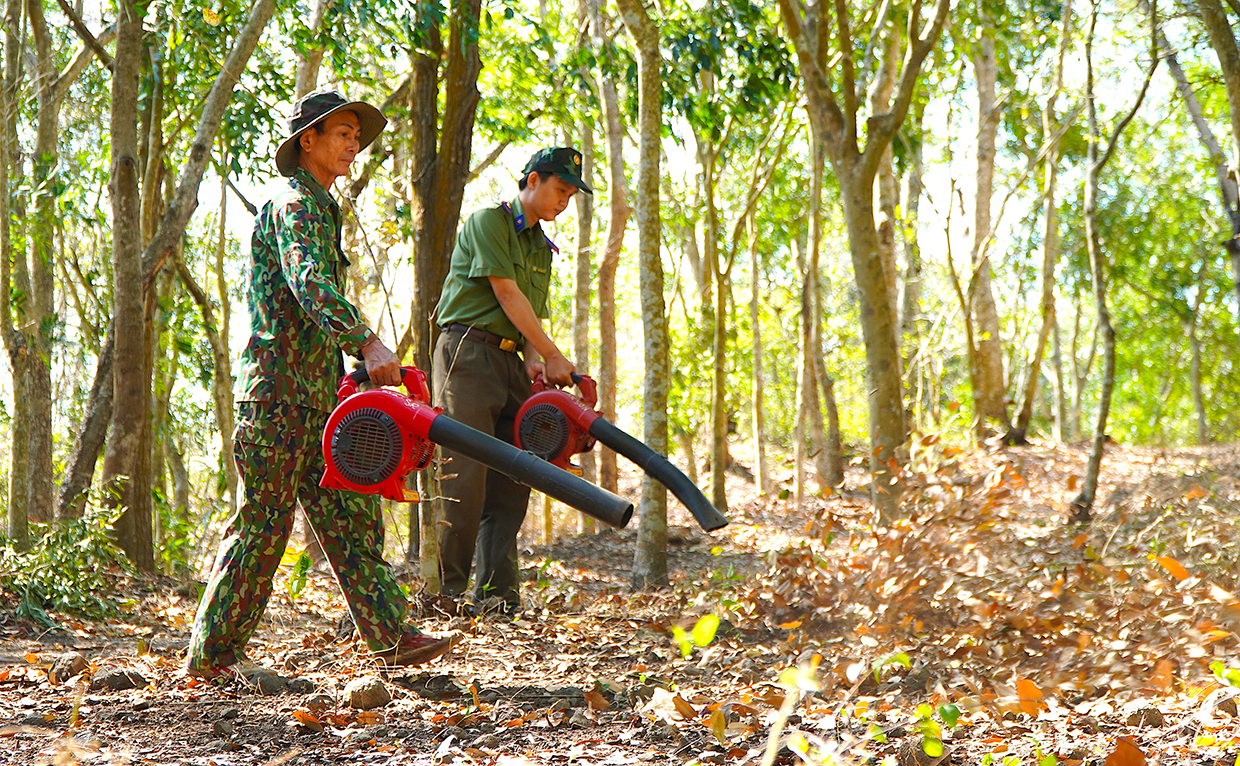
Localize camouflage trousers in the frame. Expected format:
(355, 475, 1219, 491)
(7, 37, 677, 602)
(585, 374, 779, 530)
(187, 401, 410, 672)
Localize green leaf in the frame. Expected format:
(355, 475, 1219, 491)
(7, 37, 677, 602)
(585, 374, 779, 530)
(938, 704, 961, 728)
(692, 615, 720, 647)
(922, 737, 944, 758)
(1039, 755, 1058, 766)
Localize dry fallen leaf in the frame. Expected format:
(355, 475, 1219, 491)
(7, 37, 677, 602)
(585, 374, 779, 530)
(1151, 659, 1174, 693)
(1103, 737, 1147, 766)
(710, 708, 727, 744)
(1017, 678, 1043, 716)
(584, 690, 610, 711)
(672, 694, 697, 720)
(1155, 556, 1190, 582)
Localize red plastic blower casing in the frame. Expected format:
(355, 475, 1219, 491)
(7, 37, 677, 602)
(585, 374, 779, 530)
(319, 367, 441, 502)
(514, 374, 601, 474)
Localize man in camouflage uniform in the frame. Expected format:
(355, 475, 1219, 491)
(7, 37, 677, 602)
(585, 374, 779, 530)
(434, 147, 591, 615)
(187, 90, 455, 680)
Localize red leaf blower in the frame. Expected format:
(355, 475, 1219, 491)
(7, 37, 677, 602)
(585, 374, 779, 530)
(515, 374, 728, 532)
(320, 367, 634, 529)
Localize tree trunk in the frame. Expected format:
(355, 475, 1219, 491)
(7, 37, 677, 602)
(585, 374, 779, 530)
(102, 0, 152, 568)
(1012, 0, 1072, 444)
(899, 115, 924, 405)
(1187, 314, 1208, 444)
(294, 0, 335, 99)
(212, 169, 237, 513)
(869, 25, 901, 329)
(839, 167, 907, 522)
(103, 0, 276, 569)
(1050, 312, 1066, 441)
(778, 0, 948, 523)
(588, 0, 632, 497)
(1069, 10, 1156, 521)
(25, 0, 58, 525)
(746, 213, 770, 496)
(57, 328, 115, 518)
(572, 116, 598, 500)
(0, 0, 26, 548)
(1158, 0, 1240, 361)
(616, 0, 668, 589)
(968, 19, 1010, 439)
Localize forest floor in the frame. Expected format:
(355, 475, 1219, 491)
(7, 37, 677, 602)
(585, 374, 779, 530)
(3, 440, 1240, 766)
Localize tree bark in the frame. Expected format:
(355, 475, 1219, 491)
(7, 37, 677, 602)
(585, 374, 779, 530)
(103, 0, 277, 569)
(0, 0, 27, 548)
(779, 0, 948, 523)
(746, 213, 770, 496)
(1069, 10, 1156, 522)
(1162, 0, 1240, 361)
(294, 0, 335, 99)
(572, 115, 598, 497)
(1012, 0, 1073, 444)
(57, 328, 115, 518)
(587, 0, 632, 497)
(616, 0, 668, 589)
(102, 0, 152, 567)
(968, 15, 1010, 439)
(24, 0, 58, 525)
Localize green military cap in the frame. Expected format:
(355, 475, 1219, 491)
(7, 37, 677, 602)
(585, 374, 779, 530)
(275, 89, 387, 177)
(522, 147, 593, 195)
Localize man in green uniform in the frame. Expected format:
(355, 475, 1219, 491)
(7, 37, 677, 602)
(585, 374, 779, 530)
(186, 90, 455, 680)
(434, 147, 591, 615)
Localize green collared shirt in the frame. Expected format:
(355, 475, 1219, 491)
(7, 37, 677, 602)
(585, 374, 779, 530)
(236, 167, 374, 413)
(435, 196, 555, 342)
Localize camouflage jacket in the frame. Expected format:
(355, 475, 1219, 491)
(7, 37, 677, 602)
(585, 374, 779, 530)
(236, 168, 374, 413)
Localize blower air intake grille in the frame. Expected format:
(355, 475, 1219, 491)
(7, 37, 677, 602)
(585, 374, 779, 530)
(331, 408, 403, 485)
(517, 403, 570, 461)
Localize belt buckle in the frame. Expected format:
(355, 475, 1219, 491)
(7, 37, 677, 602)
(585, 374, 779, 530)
(499, 338, 517, 352)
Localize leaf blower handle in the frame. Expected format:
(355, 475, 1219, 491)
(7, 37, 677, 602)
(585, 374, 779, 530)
(586, 418, 729, 531)
(337, 366, 432, 403)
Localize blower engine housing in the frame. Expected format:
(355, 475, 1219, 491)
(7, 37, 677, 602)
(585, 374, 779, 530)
(515, 374, 600, 472)
(320, 368, 440, 502)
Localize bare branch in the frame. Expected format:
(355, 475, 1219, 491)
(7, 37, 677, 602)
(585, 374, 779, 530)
(53, 0, 112, 70)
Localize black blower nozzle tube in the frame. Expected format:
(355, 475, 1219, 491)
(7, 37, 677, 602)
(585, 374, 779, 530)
(428, 415, 634, 529)
(587, 418, 728, 531)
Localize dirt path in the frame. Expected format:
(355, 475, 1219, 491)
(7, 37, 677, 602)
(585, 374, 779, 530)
(3, 442, 1240, 765)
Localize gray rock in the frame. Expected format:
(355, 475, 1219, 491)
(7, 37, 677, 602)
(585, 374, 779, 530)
(221, 707, 240, 719)
(213, 720, 234, 737)
(131, 697, 153, 711)
(18, 714, 48, 727)
(345, 676, 391, 710)
(89, 668, 146, 692)
(255, 674, 289, 696)
(471, 733, 501, 749)
(569, 710, 591, 727)
(287, 677, 314, 694)
(1125, 707, 1165, 728)
(49, 652, 89, 684)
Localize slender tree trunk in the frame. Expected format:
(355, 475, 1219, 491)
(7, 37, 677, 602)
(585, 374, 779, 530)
(1069, 10, 1156, 521)
(1013, 0, 1072, 444)
(25, 0, 58, 525)
(0, 0, 28, 548)
(58, 329, 115, 518)
(968, 18, 1010, 439)
(747, 213, 770, 496)
(588, 0, 631, 496)
(1187, 314, 1208, 444)
(572, 116, 598, 499)
(869, 26, 901, 329)
(212, 169, 237, 514)
(294, 0, 334, 99)
(616, 0, 668, 588)
(1196, 0, 1240, 358)
(1051, 313, 1066, 441)
(899, 118, 924, 403)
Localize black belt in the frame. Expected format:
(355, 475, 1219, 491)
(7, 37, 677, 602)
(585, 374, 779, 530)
(444, 323, 523, 353)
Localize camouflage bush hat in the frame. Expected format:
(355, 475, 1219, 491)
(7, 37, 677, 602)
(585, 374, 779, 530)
(522, 147, 593, 194)
(275, 89, 387, 177)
